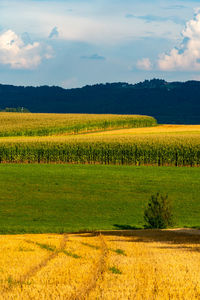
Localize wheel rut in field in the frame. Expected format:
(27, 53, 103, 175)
(68, 233, 108, 300)
(19, 234, 68, 283)
(2, 234, 68, 295)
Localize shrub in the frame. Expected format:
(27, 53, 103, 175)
(144, 193, 173, 229)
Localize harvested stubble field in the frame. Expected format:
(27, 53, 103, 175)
(0, 124, 199, 166)
(1, 230, 200, 300)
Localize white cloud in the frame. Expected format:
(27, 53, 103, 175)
(0, 30, 53, 69)
(136, 58, 152, 70)
(158, 10, 200, 71)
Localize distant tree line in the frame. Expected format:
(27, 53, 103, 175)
(0, 79, 200, 123)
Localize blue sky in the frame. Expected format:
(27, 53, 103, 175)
(0, 0, 200, 87)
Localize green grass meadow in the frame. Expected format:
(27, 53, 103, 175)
(0, 164, 199, 233)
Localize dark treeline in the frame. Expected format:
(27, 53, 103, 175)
(0, 79, 200, 124)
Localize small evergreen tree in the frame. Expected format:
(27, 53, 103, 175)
(144, 193, 173, 229)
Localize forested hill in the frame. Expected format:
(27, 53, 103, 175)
(0, 79, 200, 124)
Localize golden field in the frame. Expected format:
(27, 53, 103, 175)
(1, 230, 200, 299)
(0, 124, 199, 142)
(87, 124, 200, 135)
(0, 113, 156, 137)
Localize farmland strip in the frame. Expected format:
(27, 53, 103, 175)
(0, 113, 156, 137)
(0, 133, 199, 166)
(68, 233, 108, 300)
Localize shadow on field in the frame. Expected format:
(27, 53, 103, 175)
(74, 229, 200, 253)
(113, 224, 141, 230)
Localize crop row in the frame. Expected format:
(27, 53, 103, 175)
(0, 134, 199, 166)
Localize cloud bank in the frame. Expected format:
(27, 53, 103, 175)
(0, 30, 53, 69)
(158, 10, 200, 71)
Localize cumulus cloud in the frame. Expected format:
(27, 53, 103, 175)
(136, 58, 152, 70)
(0, 30, 53, 69)
(158, 10, 200, 71)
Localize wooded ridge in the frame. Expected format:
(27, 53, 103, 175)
(0, 79, 200, 124)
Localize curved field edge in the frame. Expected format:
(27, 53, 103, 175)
(0, 113, 157, 137)
(0, 164, 199, 233)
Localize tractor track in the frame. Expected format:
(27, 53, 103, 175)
(67, 233, 108, 300)
(1, 234, 68, 297)
(1, 233, 108, 300)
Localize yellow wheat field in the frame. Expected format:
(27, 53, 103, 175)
(0, 124, 200, 143)
(1, 230, 200, 299)
(87, 124, 200, 135)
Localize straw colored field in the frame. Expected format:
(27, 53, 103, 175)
(0, 124, 199, 142)
(0, 113, 156, 136)
(87, 124, 200, 135)
(1, 230, 200, 299)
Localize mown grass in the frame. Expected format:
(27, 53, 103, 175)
(0, 164, 199, 234)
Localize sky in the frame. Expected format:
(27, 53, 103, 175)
(1, 0, 200, 88)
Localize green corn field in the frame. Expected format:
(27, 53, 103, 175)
(0, 113, 199, 167)
(0, 113, 157, 136)
(0, 133, 199, 166)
